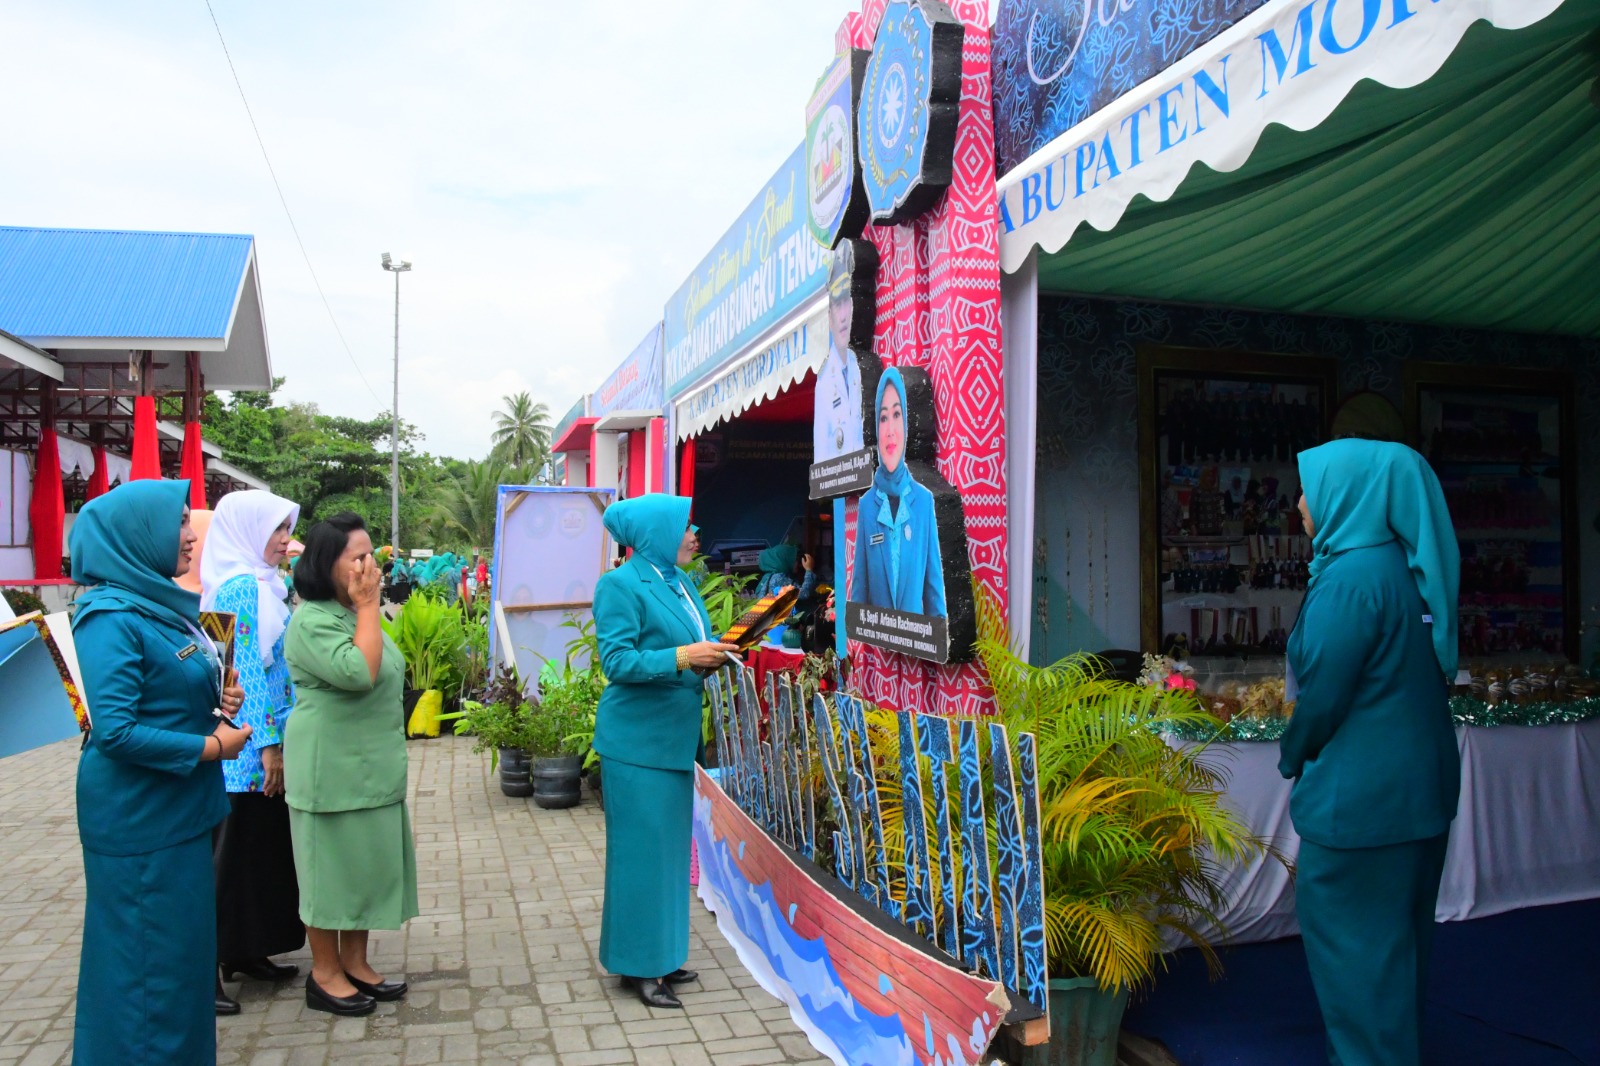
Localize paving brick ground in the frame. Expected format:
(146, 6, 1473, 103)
(0, 734, 832, 1066)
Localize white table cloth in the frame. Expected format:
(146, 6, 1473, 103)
(1163, 719, 1600, 948)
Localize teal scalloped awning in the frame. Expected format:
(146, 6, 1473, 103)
(1031, 3, 1600, 337)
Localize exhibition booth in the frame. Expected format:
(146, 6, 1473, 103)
(553, 0, 1600, 1060)
(992, 0, 1600, 950)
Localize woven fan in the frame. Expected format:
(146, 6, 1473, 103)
(199, 611, 237, 680)
(721, 587, 800, 651)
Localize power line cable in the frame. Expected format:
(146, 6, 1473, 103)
(203, 0, 384, 405)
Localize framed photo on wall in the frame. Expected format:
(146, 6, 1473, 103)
(1137, 347, 1338, 658)
(1404, 363, 1578, 663)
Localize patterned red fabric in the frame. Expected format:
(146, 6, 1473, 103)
(130, 396, 161, 481)
(85, 445, 110, 501)
(30, 428, 65, 580)
(842, 0, 1007, 717)
(179, 421, 208, 510)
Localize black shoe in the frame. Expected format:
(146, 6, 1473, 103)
(304, 974, 376, 1016)
(664, 968, 698, 985)
(215, 974, 241, 1016)
(634, 977, 683, 1009)
(224, 958, 299, 982)
(345, 972, 407, 1001)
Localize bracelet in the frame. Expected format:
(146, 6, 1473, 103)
(676, 646, 690, 672)
(208, 735, 221, 761)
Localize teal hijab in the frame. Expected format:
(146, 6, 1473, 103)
(604, 494, 693, 588)
(758, 544, 798, 576)
(872, 368, 913, 498)
(70, 479, 200, 634)
(1298, 439, 1460, 680)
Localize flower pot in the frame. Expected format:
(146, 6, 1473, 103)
(498, 748, 533, 797)
(1016, 977, 1129, 1066)
(531, 755, 583, 809)
(407, 690, 443, 739)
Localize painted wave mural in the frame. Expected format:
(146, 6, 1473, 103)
(693, 778, 1000, 1066)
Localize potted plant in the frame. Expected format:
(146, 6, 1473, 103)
(529, 618, 607, 810)
(382, 589, 467, 738)
(452, 664, 537, 796)
(973, 590, 1281, 1066)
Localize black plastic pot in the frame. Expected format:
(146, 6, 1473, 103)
(403, 689, 422, 732)
(498, 748, 533, 797)
(531, 755, 583, 809)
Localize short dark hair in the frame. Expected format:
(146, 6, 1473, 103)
(294, 512, 367, 601)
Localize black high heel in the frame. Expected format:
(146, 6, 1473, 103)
(305, 973, 376, 1016)
(634, 977, 683, 1009)
(345, 971, 407, 1001)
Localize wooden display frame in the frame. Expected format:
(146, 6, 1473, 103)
(1403, 363, 1579, 663)
(1137, 347, 1338, 656)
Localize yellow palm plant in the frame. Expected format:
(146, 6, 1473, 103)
(974, 588, 1282, 993)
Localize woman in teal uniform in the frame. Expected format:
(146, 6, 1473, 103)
(850, 367, 946, 616)
(71, 480, 250, 1065)
(1281, 438, 1461, 1066)
(593, 494, 738, 1009)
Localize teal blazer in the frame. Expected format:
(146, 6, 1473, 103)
(1281, 541, 1460, 849)
(592, 558, 713, 772)
(76, 611, 229, 857)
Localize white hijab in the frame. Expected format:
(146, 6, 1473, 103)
(200, 489, 301, 665)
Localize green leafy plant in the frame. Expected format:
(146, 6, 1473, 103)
(381, 591, 467, 693)
(538, 617, 606, 766)
(452, 664, 534, 770)
(973, 587, 1281, 992)
(694, 558, 756, 635)
(2, 589, 46, 617)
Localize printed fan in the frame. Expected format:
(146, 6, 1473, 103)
(721, 587, 800, 651)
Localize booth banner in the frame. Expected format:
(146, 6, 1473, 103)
(593, 324, 663, 417)
(995, 0, 1571, 273)
(991, 0, 1271, 176)
(664, 145, 829, 400)
(673, 309, 829, 442)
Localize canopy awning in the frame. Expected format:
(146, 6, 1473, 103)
(672, 300, 826, 442)
(998, 0, 1594, 332)
(551, 416, 598, 454)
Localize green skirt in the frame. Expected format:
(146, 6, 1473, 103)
(289, 801, 419, 930)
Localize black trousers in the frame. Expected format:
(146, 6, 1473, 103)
(214, 791, 305, 963)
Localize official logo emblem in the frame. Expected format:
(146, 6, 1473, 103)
(857, 0, 963, 224)
(805, 50, 871, 248)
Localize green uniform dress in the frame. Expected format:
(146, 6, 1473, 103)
(592, 495, 714, 980)
(1281, 440, 1461, 1066)
(70, 480, 229, 1066)
(282, 599, 418, 930)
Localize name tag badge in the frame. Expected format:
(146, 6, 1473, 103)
(869, 533, 886, 546)
(177, 643, 199, 660)
(1422, 614, 1434, 624)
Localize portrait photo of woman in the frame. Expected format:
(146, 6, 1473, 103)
(850, 366, 947, 617)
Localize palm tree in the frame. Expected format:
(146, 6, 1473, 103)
(490, 392, 550, 468)
(430, 456, 531, 551)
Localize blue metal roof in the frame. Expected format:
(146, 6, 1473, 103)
(0, 226, 254, 341)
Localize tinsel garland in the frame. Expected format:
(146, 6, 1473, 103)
(1163, 695, 1600, 743)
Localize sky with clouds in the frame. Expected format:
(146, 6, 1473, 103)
(0, 0, 900, 459)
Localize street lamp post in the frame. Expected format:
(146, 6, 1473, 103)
(381, 252, 412, 555)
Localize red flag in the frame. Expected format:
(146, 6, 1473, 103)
(130, 396, 161, 480)
(30, 428, 65, 579)
(180, 421, 208, 510)
(85, 445, 110, 501)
